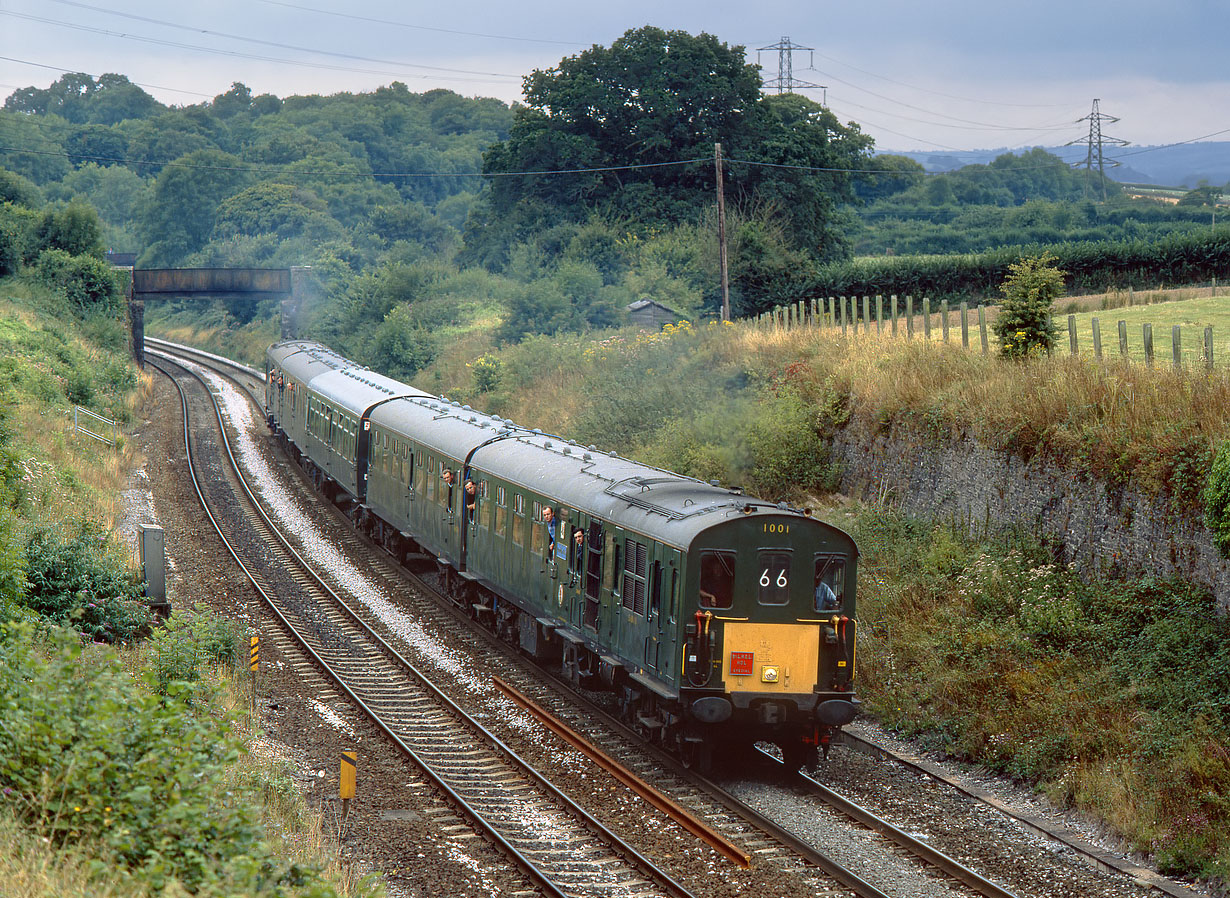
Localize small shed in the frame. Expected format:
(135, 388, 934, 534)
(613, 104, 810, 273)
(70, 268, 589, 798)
(105, 251, 137, 267)
(626, 298, 684, 330)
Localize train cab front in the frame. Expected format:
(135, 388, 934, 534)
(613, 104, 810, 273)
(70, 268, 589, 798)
(681, 513, 860, 769)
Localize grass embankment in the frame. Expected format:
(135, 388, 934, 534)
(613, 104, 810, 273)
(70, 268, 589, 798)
(413, 308, 1230, 884)
(0, 278, 375, 897)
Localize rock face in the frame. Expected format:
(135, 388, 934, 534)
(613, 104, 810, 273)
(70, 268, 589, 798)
(831, 424, 1230, 611)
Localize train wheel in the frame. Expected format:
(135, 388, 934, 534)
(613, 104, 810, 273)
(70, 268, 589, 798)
(677, 736, 712, 772)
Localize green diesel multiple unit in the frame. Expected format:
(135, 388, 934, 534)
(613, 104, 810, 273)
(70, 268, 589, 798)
(267, 340, 859, 770)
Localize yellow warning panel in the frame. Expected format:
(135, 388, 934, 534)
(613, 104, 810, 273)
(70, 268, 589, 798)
(340, 751, 356, 800)
(722, 622, 819, 693)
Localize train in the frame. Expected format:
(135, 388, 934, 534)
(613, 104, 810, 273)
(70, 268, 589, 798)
(265, 340, 859, 770)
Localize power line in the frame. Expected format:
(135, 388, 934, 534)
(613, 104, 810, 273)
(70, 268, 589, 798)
(825, 92, 1080, 133)
(253, 0, 583, 47)
(0, 11, 517, 85)
(0, 142, 710, 178)
(808, 49, 1075, 109)
(804, 68, 1079, 132)
(0, 54, 214, 98)
(1108, 125, 1230, 160)
(0, 138, 1122, 181)
(42, 0, 521, 80)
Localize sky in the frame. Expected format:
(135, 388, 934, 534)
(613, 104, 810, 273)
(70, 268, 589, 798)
(1, 0, 1228, 156)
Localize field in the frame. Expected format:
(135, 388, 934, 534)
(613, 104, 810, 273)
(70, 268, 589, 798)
(795, 284, 1229, 367)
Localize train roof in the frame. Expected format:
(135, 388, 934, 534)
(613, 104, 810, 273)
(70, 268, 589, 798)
(470, 429, 842, 549)
(270, 340, 855, 553)
(371, 397, 847, 550)
(270, 340, 431, 416)
(368, 395, 514, 460)
(267, 340, 352, 380)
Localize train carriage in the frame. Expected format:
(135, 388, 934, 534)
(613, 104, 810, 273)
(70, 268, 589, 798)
(266, 341, 428, 507)
(366, 398, 516, 564)
(266, 340, 860, 770)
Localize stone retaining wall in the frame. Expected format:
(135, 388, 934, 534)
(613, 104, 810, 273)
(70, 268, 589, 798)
(831, 425, 1230, 611)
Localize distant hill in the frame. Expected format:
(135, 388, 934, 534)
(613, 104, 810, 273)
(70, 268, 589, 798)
(882, 142, 1230, 189)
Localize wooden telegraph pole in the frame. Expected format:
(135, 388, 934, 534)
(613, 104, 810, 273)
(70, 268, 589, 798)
(715, 143, 730, 322)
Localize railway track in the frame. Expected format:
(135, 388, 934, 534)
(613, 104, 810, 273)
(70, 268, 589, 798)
(147, 340, 1181, 898)
(148, 348, 698, 898)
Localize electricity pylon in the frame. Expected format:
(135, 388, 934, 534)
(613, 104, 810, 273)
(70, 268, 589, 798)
(757, 36, 825, 100)
(1065, 99, 1129, 201)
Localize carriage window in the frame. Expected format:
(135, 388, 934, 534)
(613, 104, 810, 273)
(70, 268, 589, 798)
(699, 550, 737, 609)
(511, 495, 524, 547)
(649, 560, 663, 618)
(584, 521, 605, 629)
(531, 502, 544, 556)
(758, 550, 792, 605)
(426, 461, 435, 501)
(622, 539, 648, 616)
(814, 556, 846, 612)
(496, 485, 507, 537)
(669, 567, 678, 622)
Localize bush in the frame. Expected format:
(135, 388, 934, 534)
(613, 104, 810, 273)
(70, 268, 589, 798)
(1202, 440, 1230, 555)
(34, 201, 105, 258)
(22, 521, 149, 642)
(0, 623, 340, 895)
(33, 248, 122, 316)
(745, 385, 839, 500)
(993, 252, 1064, 358)
(147, 608, 241, 695)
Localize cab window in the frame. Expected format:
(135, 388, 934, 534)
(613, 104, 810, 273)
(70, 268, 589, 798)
(814, 556, 846, 611)
(758, 550, 792, 605)
(698, 550, 736, 609)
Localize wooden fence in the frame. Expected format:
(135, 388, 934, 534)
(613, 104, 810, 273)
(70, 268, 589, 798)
(753, 294, 1218, 370)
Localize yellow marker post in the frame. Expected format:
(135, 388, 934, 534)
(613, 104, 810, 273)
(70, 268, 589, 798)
(340, 751, 357, 819)
(249, 636, 259, 708)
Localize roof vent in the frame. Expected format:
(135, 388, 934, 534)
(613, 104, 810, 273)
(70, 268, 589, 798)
(609, 450, 617, 457)
(709, 479, 721, 487)
(583, 453, 592, 461)
(463, 405, 472, 411)
(563, 447, 571, 455)
(544, 441, 553, 449)
(588, 445, 597, 452)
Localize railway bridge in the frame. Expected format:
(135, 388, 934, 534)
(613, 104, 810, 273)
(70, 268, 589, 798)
(124, 266, 311, 368)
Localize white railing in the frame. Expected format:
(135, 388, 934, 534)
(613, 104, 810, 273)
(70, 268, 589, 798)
(74, 406, 116, 447)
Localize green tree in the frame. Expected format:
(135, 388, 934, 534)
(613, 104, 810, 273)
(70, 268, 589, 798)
(0, 168, 42, 208)
(993, 252, 1064, 358)
(1178, 183, 1220, 207)
(854, 154, 926, 203)
(33, 201, 105, 258)
(467, 26, 871, 268)
(138, 148, 249, 265)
